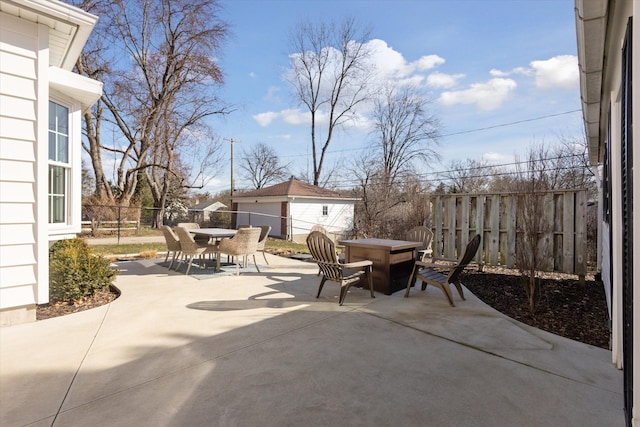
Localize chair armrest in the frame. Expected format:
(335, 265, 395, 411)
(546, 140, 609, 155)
(342, 260, 373, 269)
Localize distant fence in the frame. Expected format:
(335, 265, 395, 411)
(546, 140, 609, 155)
(430, 190, 587, 276)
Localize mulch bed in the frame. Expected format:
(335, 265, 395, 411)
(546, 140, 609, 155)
(462, 267, 610, 349)
(36, 288, 119, 320)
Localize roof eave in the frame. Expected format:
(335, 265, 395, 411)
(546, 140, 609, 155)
(575, 0, 608, 165)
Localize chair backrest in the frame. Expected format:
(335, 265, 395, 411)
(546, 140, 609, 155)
(447, 234, 481, 285)
(405, 226, 433, 252)
(306, 231, 343, 281)
(219, 227, 261, 256)
(161, 225, 181, 251)
(257, 226, 271, 249)
(311, 224, 328, 234)
(178, 222, 200, 229)
(175, 226, 200, 254)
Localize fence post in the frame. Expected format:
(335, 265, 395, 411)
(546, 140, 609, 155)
(117, 205, 121, 245)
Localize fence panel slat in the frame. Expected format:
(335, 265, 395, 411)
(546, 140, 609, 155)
(429, 190, 587, 276)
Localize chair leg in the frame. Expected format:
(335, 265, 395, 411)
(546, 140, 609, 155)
(169, 252, 176, 270)
(316, 277, 327, 298)
(405, 263, 419, 297)
(185, 256, 194, 275)
(165, 251, 170, 263)
(366, 266, 375, 299)
(339, 283, 352, 305)
(261, 250, 269, 265)
(439, 284, 456, 306)
(252, 254, 261, 273)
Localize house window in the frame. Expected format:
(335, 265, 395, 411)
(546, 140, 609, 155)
(322, 205, 328, 216)
(48, 101, 69, 224)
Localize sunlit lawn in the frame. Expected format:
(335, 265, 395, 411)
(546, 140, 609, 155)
(89, 238, 309, 257)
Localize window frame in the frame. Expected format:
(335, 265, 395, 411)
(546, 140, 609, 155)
(48, 101, 70, 224)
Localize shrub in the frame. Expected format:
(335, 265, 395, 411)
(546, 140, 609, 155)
(49, 238, 119, 303)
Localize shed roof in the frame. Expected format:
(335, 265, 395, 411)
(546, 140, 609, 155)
(233, 179, 355, 200)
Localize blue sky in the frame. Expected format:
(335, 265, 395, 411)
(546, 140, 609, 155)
(204, 0, 581, 193)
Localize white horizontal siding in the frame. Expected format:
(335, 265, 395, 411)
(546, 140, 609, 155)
(0, 281, 37, 310)
(0, 73, 36, 100)
(0, 265, 36, 288)
(0, 202, 35, 224)
(0, 12, 37, 59)
(0, 224, 35, 245)
(0, 116, 36, 141)
(0, 94, 36, 120)
(290, 200, 354, 235)
(0, 181, 35, 203)
(0, 159, 34, 182)
(0, 244, 35, 267)
(0, 13, 39, 311)
(0, 137, 35, 161)
(0, 50, 36, 79)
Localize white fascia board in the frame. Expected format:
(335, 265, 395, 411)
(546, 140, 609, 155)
(4, 0, 98, 70)
(49, 66, 102, 112)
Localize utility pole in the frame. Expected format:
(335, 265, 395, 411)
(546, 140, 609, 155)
(224, 138, 237, 196)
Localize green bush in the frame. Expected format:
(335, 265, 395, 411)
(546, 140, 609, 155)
(49, 238, 119, 303)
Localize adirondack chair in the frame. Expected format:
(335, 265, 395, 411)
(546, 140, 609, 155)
(405, 226, 433, 261)
(306, 231, 375, 305)
(404, 234, 481, 306)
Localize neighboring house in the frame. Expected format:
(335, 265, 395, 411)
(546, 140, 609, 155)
(0, 0, 102, 326)
(231, 179, 359, 242)
(189, 200, 227, 223)
(575, 1, 638, 425)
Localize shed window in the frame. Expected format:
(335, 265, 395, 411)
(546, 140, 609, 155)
(322, 205, 328, 216)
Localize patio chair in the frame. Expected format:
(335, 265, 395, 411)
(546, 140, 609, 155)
(404, 234, 481, 306)
(160, 225, 181, 270)
(257, 225, 271, 265)
(216, 227, 262, 275)
(310, 224, 345, 274)
(236, 225, 271, 265)
(306, 231, 375, 305)
(405, 226, 433, 261)
(177, 222, 209, 244)
(175, 226, 219, 275)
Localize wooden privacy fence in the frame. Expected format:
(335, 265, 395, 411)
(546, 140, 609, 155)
(430, 190, 587, 277)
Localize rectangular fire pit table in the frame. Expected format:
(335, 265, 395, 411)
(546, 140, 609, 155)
(338, 238, 422, 295)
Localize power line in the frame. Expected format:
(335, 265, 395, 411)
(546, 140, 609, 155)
(439, 110, 581, 137)
(277, 109, 583, 159)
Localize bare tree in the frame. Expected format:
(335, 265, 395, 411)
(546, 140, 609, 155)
(371, 85, 440, 187)
(74, 0, 230, 225)
(240, 143, 290, 189)
(513, 144, 554, 315)
(443, 158, 504, 193)
(287, 17, 372, 186)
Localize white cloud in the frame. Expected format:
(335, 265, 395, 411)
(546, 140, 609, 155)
(249, 71, 256, 78)
(490, 67, 531, 77)
(281, 108, 314, 126)
(482, 152, 514, 164)
(530, 55, 578, 90)
(427, 72, 465, 89)
(253, 111, 279, 126)
(366, 39, 445, 81)
(439, 78, 517, 111)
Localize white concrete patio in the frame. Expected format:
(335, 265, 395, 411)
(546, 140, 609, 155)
(0, 253, 624, 426)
